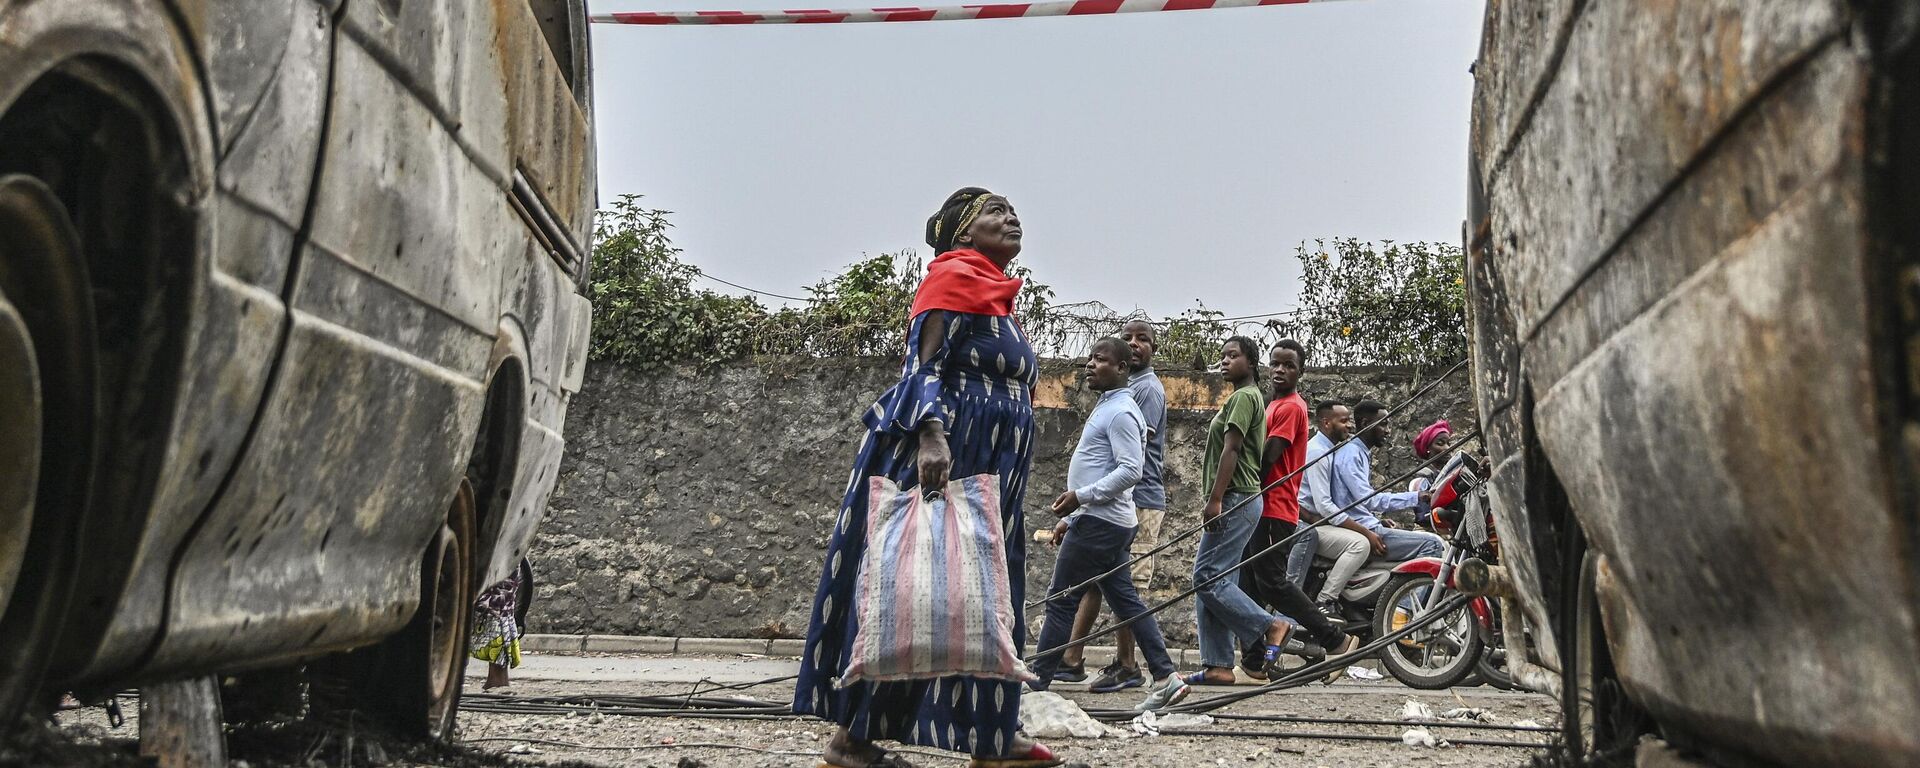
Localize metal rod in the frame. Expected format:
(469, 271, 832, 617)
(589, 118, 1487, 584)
(1156, 727, 1548, 750)
(1210, 712, 1558, 732)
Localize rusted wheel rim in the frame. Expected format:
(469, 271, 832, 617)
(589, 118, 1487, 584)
(0, 291, 38, 619)
(425, 480, 475, 729)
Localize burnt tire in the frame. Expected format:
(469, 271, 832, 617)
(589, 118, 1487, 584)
(1553, 540, 1653, 766)
(0, 176, 96, 729)
(1472, 643, 1516, 691)
(320, 479, 476, 740)
(512, 558, 534, 630)
(1372, 573, 1481, 690)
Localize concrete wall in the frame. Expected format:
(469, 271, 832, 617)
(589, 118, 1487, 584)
(528, 357, 1472, 644)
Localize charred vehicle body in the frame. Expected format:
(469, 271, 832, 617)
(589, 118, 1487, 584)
(0, 0, 595, 736)
(1465, 2, 1918, 766)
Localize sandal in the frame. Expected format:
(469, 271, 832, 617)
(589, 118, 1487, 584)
(1182, 670, 1236, 686)
(966, 741, 1065, 768)
(1238, 645, 1271, 681)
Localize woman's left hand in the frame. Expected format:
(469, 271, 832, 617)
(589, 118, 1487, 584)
(917, 422, 952, 493)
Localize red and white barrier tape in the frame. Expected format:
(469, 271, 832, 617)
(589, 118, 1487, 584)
(591, 0, 1360, 25)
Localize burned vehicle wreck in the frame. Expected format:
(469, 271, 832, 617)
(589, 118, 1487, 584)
(0, 0, 595, 737)
(1465, 2, 1919, 766)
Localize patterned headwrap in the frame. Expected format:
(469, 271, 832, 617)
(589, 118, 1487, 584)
(925, 186, 994, 254)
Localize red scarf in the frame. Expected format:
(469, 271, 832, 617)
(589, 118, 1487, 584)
(908, 249, 1022, 319)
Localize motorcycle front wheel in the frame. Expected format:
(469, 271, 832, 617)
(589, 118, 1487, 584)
(1372, 573, 1483, 689)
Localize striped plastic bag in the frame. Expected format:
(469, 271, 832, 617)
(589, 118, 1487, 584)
(839, 473, 1036, 687)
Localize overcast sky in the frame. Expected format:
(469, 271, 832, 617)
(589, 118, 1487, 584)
(589, 0, 1486, 320)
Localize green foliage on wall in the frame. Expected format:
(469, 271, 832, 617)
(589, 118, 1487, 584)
(586, 196, 1057, 368)
(588, 197, 1460, 370)
(1267, 238, 1466, 367)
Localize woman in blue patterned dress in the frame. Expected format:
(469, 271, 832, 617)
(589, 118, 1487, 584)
(795, 188, 1061, 768)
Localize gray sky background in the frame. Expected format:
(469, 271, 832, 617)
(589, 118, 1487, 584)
(589, 0, 1486, 320)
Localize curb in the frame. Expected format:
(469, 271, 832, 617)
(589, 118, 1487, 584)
(524, 633, 1211, 665)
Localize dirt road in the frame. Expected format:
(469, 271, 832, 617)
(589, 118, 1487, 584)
(34, 652, 1559, 767)
(458, 652, 1558, 768)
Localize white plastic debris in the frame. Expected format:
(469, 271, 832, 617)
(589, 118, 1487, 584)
(506, 743, 541, 755)
(1021, 691, 1127, 739)
(1130, 710, 1214, 735)
(1439, 707, 1491, 722)
(1157, 713, 1215, 729)
(1400, 699, 1436, 720)
(1400, 727, 1439, 747)
(1513, 719, 1543, 729)
(1345, 665, 1385, 681)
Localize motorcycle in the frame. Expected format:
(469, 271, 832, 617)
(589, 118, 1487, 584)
(1289, 450, 1503, 689)
(1372, 450, 1508, 689)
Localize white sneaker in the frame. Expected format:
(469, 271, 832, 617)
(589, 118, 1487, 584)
(1134, 674, 1191, 712)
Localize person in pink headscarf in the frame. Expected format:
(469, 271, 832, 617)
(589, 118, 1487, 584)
(1413, 420, 1454, 460)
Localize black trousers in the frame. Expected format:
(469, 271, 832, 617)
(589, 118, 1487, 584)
(1240, 516, 1344, 649)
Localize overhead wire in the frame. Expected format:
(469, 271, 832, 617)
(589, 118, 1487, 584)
(688, 266, 1327, 327)
(692, 267, 814, 302)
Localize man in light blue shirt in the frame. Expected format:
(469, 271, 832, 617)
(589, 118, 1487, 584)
(1328, 400, 1444, 564)
(1293, 401, 1376, 611)
(1030, 337, 1187, 711)
(1061, 320, 1171, 693)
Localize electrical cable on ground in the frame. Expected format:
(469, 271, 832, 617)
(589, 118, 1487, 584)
(459, 362, 1520, 750)
(465, 365, 1487, 732)
(462, 736, 817, 755)
(459, 594, 1556, 755)
(1025, 356, 1471, 609)
(463, 736, 973, 762)
(1076, 593, 1474, 720)
(1155, 728, 1548, 750)
(1209, 713, 1558, 733)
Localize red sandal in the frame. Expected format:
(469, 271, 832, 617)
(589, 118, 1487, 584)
(967, 741, 1065, 768)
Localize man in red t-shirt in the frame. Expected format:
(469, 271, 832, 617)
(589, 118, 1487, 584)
(1238, 340, 1355, 676)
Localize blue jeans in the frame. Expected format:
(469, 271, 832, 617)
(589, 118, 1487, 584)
(1029, 516, 1177, 685)
(1378, 527, 1445, 560)
(1193, 492, 1279, 669)
(1285, 524, 1319, 588)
